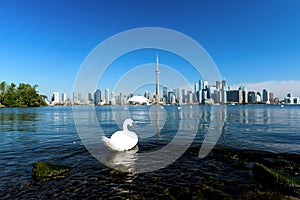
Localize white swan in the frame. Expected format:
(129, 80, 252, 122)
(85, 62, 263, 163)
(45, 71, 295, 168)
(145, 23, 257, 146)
(102, 119, 138, 151)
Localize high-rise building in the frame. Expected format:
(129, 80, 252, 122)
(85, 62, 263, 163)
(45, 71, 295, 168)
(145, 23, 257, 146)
(72, 92, 76, 103)
(187, 91, 193, 104)
(239, 86, 248, 104)
(78, 93, 82, 102)
(105, 88, 110, 104)
(94, 89, 101, 105)
(111, 92, 116, 105)
(199, 79, 203, 91)
(269, 92, 274, 104)
(262, 89, 269, 103)
(88, 93, 93, 102)
(216, 81, 221, 91)
(227, 90, 239, 103)
(167, 91, 174, 104)
(181, 89, 186, 103)
(222, 80, 227, 90)
(203, 81, 209, 89)
(256, 92, 262, 102)
(248, 91, 256, 103)
(163, 87, 168, 101)
(62, 93, 67, 103)
(194, 82, 199, 93)
(52, 92, 59, 104)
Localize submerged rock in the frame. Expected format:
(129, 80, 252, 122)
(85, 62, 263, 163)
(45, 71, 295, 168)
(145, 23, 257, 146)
(252, 163, 300, 189)
(32, 162, 72, 181)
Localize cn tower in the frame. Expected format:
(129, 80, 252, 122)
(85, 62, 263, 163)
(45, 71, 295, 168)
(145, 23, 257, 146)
(155, 53, 160, 103)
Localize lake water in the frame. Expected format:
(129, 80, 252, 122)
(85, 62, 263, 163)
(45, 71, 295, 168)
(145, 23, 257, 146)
(1, 105, 300, 199)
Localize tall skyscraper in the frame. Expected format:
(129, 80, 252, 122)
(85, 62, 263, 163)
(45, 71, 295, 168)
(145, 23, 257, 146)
(52, 92, 59, 103)
(163, 86, 168, 100)
(94, 89, 101, 105)
(167, 91, 174, 104)
(262, 89, 269, 103)
(203, 81, 209, 89)
(111, 92, 116, 105)
(199, 79, 203, 91)
(182, 89, 186, 103)
(222, 80, 227, 90)
(62, 93, 67, 103)
(155, 53, 160, 103)
(216, 81, 221, 91)
(88, 93, 93, 102)
(194, 82, 199, 93)
(105, 88, 110, 104)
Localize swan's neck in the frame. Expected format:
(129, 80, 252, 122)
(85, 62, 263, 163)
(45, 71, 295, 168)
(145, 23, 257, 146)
(123, 121, 129, 132)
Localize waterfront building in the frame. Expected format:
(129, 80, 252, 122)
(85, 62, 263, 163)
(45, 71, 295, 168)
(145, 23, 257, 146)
(239, 86, 248, 104)
(227, 90, 240, 104)
(62, 92, 67, 103)
(181, 89, 186, 103)
(199, 79, 203, 91)
(216, 81, 221, 91)
(187, 91, 193, 104)
(262, 89, 269, 104)
(171, 95, 176, 105)
(77, 93, 83, 103)
(285, 93, 300, 104)
(196, 90, 202, 104)
(194, 82, 199, 93)
(221, 89, 227, 104)
(256, 92, 262, 102)
(163, 87, 168, 102)
(52, 92, 59, 104)
(248, 91, 256, 103)
(168, 91, 174, 104)
(105, 88, 110, 104)
(111, 92, 116, 106)
(88, 93, 93, 102)
(203, 81, 209, 89)
(269, 92, 274, 104)
(94, 89, 101, 105)
(72, 92, 77, 103)
(119, 92, 123, 105)
(202, 89, 207, 103)
(127, 96, 149, 105)
(222, 80, 227, 90)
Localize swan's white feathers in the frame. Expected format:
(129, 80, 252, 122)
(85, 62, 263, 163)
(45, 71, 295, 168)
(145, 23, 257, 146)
(102, 119, 138, 151)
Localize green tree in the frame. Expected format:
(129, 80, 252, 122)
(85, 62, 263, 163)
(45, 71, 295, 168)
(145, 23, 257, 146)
(1, 82, 47, 107)
(2, 83, 18, 107)
(0, 81, 7, 104)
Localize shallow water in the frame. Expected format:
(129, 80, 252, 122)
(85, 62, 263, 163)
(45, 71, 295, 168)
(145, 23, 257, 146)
(1, 105, 300, 199)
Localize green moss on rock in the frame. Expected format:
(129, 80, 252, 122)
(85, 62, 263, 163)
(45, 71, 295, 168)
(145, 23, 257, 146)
(32, 162, 72, 181)
(253, 163, 300, 189)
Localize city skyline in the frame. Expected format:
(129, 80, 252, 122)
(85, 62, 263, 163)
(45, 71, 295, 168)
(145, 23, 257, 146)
(1, 1, 300, 99)
(48, 76, 287, 105)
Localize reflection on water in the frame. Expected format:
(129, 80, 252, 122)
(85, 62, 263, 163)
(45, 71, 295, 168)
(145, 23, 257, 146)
(104, 147, 138, 173)
(0, 108, 38, 132)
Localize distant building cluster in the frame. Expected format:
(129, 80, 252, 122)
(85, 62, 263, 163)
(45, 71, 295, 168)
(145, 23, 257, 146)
(45, 54, 297, 106)
(47, 80, 278, 106)
(47, 82, 300, 106)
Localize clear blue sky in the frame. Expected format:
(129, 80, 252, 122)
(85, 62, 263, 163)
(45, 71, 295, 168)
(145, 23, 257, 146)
(1, 0, 300, 98)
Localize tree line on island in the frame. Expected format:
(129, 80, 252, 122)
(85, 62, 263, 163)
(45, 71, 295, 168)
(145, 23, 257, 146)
(0, 81, 47, 107)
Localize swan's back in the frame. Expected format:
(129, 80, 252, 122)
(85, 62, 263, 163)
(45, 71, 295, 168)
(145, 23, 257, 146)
(103, 131, 138, 151)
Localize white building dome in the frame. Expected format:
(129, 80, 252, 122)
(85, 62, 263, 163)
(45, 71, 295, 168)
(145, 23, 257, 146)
(127, 96, 149, 105)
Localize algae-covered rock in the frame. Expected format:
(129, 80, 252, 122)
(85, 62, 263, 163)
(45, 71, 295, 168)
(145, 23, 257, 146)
(252, 163, 300, 189)
(32, 162, 72, 181)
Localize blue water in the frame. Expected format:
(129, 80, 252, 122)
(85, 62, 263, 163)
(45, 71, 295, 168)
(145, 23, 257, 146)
(0, 105, 300, 198)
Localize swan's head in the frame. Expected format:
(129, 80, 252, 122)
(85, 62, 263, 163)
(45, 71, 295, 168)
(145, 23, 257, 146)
(124, 118, 134, 128)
